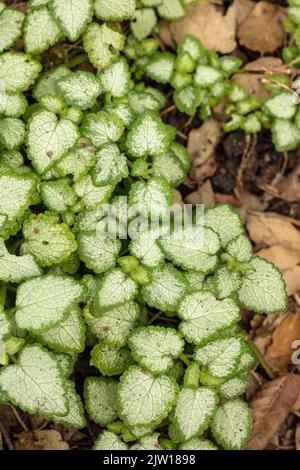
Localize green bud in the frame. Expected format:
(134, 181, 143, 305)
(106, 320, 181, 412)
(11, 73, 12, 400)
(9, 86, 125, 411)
(4, 337, 25, 356)
(118, 256, 151, 285)
(241, 114, 262, 134)
(159, 438, 176, 450)
(236, 97, 261, 115)
(223, 113, 243, 132)
(228, 82, 248, 102)
(175, 51, 196, 74)
(171, 72, 193, 89)
(107, 421, 123, 434)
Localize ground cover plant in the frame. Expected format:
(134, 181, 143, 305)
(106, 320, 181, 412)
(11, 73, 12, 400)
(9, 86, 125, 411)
(0, 0, 295, 451)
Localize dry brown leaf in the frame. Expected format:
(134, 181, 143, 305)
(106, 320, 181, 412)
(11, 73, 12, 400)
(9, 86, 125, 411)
(190, 156, 217, 183)
(188, 119, 222, 166)
(282, 266, 300, 296)
(158, 20, 176, 48)
(256, 245, 300, 271)
(168, 0, 237, 53)
(238, 1, 285, 53)
(275, 164, 300, 203)
(247, 375, 300, 450)
(14, 430, 69, 450)
(215, 193, 240, 207)
(244, 57, 285, 73)
(185, 180, 215, 207)
(172, 188, 183, 206)
(228, 0, 256, 26)
(267, 314, 300, 370)
(232, 57, 284, 100)
(247, 212, 300, 252)
(291, 376, 300, 412)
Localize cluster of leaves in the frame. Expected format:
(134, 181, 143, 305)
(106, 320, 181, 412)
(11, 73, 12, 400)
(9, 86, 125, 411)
(0, 0, 197, 64)
(283, 0, 300, 65)
(0, 0, 289, 452)
(132, 33, 300, 152)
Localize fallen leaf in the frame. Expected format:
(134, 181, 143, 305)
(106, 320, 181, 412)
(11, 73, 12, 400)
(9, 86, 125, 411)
(275, 165, 300, 203)
(253, 335, 272, 356)
(188, 119, 222, 166)
(247, 212, 300, 252)
(14, 430, 69, 451)
(282, 266, 300, 296)
(228, 0, 257, 26)
(256, 245, 300, 271)
(169, 0, 237, 53)
(215, 193, 240, 207)
(238, 1, 285, 53)
(185, 180, 215, 207)
(158, 20, 176, 48)
(190, 156, 217, 183)
(233, 57, 284, 100)
(247, 375, 300, 450)
(173, 188, 183, 206)
(296, 425, 300, 450)
(243, 57, 285, 73)
(267, 314, 300, 370)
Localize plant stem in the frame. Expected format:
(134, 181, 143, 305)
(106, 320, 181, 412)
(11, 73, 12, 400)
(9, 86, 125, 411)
(5, 307, 17, 316)
(148, 311, 162, 324)
(242, 331, 275, 380)
(66, 53, 88, 69)
(179, 353, 191, 367)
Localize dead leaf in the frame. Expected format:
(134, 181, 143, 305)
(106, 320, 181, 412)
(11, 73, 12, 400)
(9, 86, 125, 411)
(232, 57, 284, 100)
(228, 0, 257, 26)
(238, 2, 285, 53)
(247, 212, 300, 252)
(190, 156, 217, 183)
(267, 314, 300, 370)
(282, 266, 300, 296)
(158, 20, 176, 48)
(14, 430, 69, 450)
(243, 57, 285, 73)
(275, 164, 300, 203)
(247, 375, 300, 450)
(291, 377, 300, 413)
(215, 193, 240, 207)
(168, 0, 237, 53)
(188, 119, 222, 166)
(296, 425, 300, 450)
(256, 245, 300, 271)
(185, 180, 215, 207)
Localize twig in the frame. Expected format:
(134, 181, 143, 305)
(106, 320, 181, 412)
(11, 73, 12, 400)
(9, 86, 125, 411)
(0, 422, 14, 450)
(281, 151, 289, 176)
(235, 134, 253, 198)
(160, 104, 176, 116)
(176, 130, 188, 140)
(152, 32, 166, 52)
(10, 405, 29, 432)
(183, 116, 193, 129)
(261, 78, 296, 95)
(148, 312, 162, 325)
(242, 332, 276, 380)
(286, 56, 300, 68)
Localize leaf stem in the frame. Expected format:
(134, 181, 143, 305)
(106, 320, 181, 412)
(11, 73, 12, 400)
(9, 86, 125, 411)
(66, 53, 88, 69)
(5, 307, 17, 316)
(242, 331, 275, 380)
(179, 353, 191, 367)
(148, 311, 162, 324)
